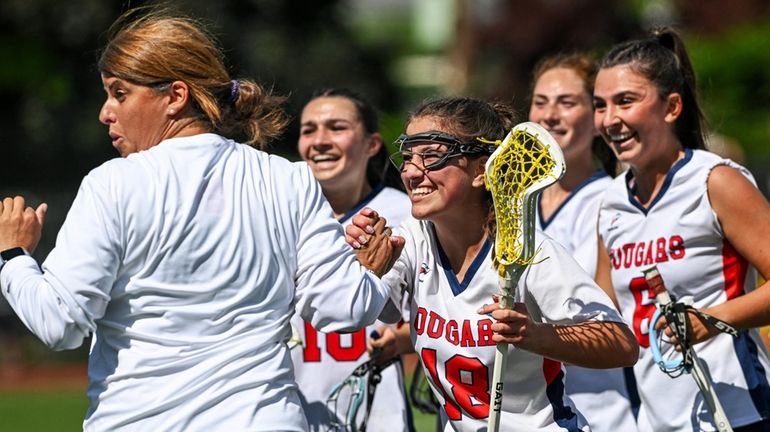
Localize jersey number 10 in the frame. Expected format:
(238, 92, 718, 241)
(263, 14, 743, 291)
(302, 320, 367, 362)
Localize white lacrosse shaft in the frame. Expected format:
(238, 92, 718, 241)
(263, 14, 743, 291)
(485, 123, 564, 432)
(643, 267, 733, 432)
(487, 266, 527, 430)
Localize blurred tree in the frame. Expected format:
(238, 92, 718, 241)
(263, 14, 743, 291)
(467, 0, 642, 115)
(0, 0, 404, 365)
(2, 0, 770, 367)
(688, 18, 770, 158)
(0, 0, 403, 192)
(0, 0, 119, 189)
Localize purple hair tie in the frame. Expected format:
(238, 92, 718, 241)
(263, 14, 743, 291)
(228, 79, 240, 104)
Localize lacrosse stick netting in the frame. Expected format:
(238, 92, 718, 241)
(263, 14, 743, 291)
(484, 122, 565, 432)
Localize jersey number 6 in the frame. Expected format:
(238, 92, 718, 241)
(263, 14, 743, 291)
(629, 276, 657, 348)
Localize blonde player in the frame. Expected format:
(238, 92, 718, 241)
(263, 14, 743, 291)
(346, 96, 638, 432)
(594, 27, 770, 431)
(290, 88, 414, 431)
(529, 53, 639, 432)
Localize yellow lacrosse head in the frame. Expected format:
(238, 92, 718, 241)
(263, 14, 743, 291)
(484, 122, 565, 275)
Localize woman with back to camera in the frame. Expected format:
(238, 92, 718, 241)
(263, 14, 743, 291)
(594, 27, 770, 431)
(0, 9, 400, 431)
(345, 96, 639, 431)
(290, 88, 414, 431)
(528, 52, 639, 432)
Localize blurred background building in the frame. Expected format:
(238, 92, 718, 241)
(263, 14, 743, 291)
(1, 0, 770, 365)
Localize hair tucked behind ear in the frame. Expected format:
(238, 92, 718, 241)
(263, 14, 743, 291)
(99, 7, 288, 149)
(308, 88, 403, 191)
(599, 27, 707, 150)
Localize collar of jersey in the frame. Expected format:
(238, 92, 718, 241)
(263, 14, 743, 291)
(625, 147, 693, 215)
(338, 184, 385, 223)
(433, 225, 493, 296)
(538, 170, 608, 229)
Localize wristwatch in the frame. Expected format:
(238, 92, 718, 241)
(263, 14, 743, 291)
(0, 247, 27, 270)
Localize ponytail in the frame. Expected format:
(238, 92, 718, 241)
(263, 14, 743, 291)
(599, 27, 707, 150)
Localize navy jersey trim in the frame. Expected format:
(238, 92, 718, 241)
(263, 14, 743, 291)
(434, 228, 493, 296)
(339, 184, 386, 223)
(538, 170, 608, 229)
(733, 331, 770, 419)
(623, 366, 642, 420)
(625, 148, 693, 215)
(544, 369, 581, 431)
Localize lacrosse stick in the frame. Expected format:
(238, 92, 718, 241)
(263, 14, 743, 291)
(644, 266, 736, 432)
(484, 122, 565, 431)
(326, 331, 398, 432)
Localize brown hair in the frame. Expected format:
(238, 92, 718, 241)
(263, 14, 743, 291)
(531, 52, 618, 176)
(532, 53, 598, 97)
(98, 8, 287, 148)
(599, 27, 707, 150)
(407, 97, 516, 143)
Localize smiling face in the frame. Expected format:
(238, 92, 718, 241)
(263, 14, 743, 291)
(593, 65, 682, 168)
(529, 67, 595, 163)
(298, 96, 379, 193)
(98, 75, 173, 157)
(401, 116, 487, 224)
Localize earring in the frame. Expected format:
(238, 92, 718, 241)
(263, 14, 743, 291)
(168, 109, 175, 115)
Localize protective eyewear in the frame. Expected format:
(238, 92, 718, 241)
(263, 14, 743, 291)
(388, 131, 498, 172)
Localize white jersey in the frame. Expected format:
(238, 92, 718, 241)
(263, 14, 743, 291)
(538, 173, 639, 432)
(290, 185, 413, 432)
(0, 133, 391, 432)
(384, 218, 627, 432)
(598, 148, 770, 431)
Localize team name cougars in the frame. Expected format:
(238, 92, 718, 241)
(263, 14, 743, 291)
(413, 307, 495, 347)
(609, 235, 685, 269)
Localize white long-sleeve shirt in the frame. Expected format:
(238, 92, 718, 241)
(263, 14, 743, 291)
(1, 133, 391, 431)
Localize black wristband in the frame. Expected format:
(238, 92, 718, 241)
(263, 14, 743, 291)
(0, 247, 27, 267)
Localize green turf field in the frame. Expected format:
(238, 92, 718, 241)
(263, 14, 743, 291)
(412, 409, 439, 431)
(0, 391, 88, 431)
(0, 390, 438, 431)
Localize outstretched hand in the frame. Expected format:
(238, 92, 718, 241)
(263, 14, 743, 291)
(345, 207, 405, 277)
(0, 196, 47, 253)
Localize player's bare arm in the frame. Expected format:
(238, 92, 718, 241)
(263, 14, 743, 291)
(478, 301, 638, 369)
(595, 236, 621, 309)
(658, 165, 770, 347)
